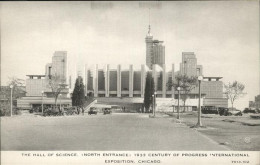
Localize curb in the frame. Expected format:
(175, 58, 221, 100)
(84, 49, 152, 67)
(222, 119, 260, 126)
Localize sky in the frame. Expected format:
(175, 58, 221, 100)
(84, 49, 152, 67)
(1, 1, 259, 103)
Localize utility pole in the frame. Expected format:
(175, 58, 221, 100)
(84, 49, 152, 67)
(177, 87, 180, 119)
(10, 85, 13, 117)
(196, 76, 203, 127)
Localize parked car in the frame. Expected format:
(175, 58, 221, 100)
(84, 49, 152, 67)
(88, 108, 98, 115)
(218, 107, 242, 116)
(201, 106, 219, 114)
(30, 107, 42, 113)
(227, 108, 243, 116)
(43, 107, 63, 116)
(29, 108, 34, 113)
(218, 107, 229, 116)
(103, 108, 112, 115)
(64, 107, 78, 116)
(243, 108, 259, 114)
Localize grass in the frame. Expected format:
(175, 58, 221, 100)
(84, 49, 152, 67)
(165, 111, 260, 151)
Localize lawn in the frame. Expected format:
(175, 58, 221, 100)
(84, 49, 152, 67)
(167, 112, 260, 151)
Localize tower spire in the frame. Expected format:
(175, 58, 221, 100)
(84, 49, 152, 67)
(148, 8, 151, 35)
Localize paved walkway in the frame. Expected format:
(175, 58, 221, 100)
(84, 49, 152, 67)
(1, 113, 229, 150)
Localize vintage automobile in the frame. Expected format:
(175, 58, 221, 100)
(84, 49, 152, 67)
(103, 108, 112, 115)
(220, 108, 243, 116)
(243, 108, 259, 114)
(64, 106, 78, 116)
(201, 106, 219, 114)
(88, 108, 98, 115)
(43, 107, 63, 116)
(218, 107, 229, 116)
(227, 109, 243, 116)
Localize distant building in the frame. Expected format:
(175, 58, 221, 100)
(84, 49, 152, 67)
(145, 25, 165, 69)
(250, 95, 260, 109)
(249, 101, 255, 108)
(180, 52, 202, 77)
(255, 95, 260, 109)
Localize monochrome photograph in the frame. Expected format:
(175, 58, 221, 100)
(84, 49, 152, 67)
(0, 0, 259, 157)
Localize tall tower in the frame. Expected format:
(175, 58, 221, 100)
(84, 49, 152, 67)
(152, 40, 165, 68)
(52, 51, 67, 81)
(145, 25, 153, 69)
(145, 9, 165, 69)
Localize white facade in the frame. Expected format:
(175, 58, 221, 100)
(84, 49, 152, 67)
(84, 64, 175, 98)
(25, 51, 70, 97)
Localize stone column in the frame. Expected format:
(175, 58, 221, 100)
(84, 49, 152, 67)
(172, 64, 175, 98)
(94, 64, 98, 97)
(162, 64, 166, 98)
(117, 65, 121, 97)
(105, 64, 110, 97)
(141, 65, 145, 97)
(129, 65, 134, 97)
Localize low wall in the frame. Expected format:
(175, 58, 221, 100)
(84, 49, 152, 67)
(203, 98, 228, 108)
(17, 97, 72, 109)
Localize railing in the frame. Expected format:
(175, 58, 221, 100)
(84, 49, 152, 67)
(84, 97, 97, 111)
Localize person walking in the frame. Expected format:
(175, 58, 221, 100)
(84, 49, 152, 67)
(82, 107, 85, 115)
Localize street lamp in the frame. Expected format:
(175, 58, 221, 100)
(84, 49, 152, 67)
(196, 76, 203, 127)
(177, 87, 181, 119)
(10, 85, 13, 117)
(152, 94, 154, 114)
(153, 91, 157, 117)
(41, 91, 44, 115)
(59, 94, 62, 110)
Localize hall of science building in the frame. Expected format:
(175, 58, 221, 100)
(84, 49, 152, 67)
(18, 27, 228, 111)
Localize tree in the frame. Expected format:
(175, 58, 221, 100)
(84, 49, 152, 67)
(143, 71, 154, 113)
(168, 74, 198, 112)
(224, 81, 245, 110)
(0, 77, 26, 116)
(72, 76, 85, 108)
(48, 74, 67, 107)
(5, 77, 26, 100)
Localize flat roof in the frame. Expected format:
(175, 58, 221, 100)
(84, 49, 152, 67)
(203, 77, 223, 79)
(26, 75, 45, 77)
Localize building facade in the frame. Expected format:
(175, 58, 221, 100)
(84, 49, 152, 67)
(178, 52, 227, 107)
(17, 23, 228, 110)
(17, 51, 72, 109)
(85, 64, 175, 99)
